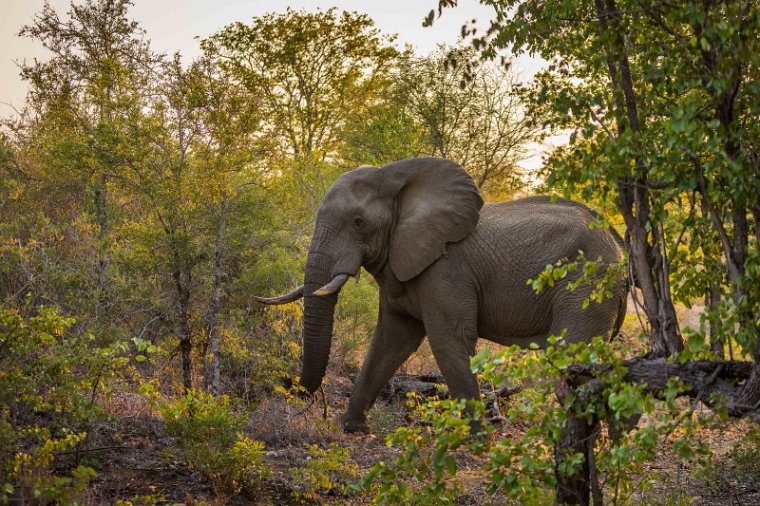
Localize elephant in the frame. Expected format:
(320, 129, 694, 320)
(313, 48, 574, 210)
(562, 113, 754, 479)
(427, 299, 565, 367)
(254, 157, 628, 433)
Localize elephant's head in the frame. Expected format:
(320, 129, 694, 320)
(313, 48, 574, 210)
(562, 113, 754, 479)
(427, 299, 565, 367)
(254, 157, 483, 393)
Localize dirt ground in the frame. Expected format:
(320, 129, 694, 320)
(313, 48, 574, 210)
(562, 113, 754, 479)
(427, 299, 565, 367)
(74, 375, 760, 506)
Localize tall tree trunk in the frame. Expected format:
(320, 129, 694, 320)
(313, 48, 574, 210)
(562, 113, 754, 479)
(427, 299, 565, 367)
(208, 194, 227, 396)
(555, 380, 600, 506)
(596, 0, 683, 357)
(177, 278, 192, 394)
(170, 233, 193, 394)
(707, 284, 724, 358)
(179, 315, 192, 394)
(93, 173, 110, 322)
(555, 2, 690, 502)
(695, 0, 760, 406)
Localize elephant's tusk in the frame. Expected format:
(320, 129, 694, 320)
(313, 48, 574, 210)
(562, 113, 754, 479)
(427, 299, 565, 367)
(252, 285, 304, 305)
(313, 274, 350, 296)
(354, 270, 361, 283)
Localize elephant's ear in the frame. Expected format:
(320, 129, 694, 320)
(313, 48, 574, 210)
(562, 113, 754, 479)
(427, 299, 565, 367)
(383, 158, 483, 282)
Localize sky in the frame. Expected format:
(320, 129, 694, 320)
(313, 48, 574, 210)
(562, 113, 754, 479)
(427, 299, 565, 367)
(0, 0, 523, 110)
(0, 0, 557, 169)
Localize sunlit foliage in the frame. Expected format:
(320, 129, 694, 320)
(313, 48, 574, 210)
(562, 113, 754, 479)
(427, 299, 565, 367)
(0, 1, 535, 502)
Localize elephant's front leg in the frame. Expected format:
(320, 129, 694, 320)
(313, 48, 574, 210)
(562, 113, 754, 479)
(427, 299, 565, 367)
(342, 307, 425, 433)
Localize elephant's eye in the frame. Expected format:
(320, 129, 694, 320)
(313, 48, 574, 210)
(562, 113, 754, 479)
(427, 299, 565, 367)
(353, 217, 364, 230)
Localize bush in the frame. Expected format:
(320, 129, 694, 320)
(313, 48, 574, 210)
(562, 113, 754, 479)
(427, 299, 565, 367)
(363, 395, 483, 505)
(159, 390, 270, 496)
(0, 305, 121, 504)
(289, 443, 358, 502)
(364, 336, 719, 505)
(6, 428, 96, 505)
(220, 305, 303, 403)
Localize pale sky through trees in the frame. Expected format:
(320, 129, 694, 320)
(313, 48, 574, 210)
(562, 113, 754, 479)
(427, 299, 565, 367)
(0, 0, 555, 169)
(1, 0, 507, 109)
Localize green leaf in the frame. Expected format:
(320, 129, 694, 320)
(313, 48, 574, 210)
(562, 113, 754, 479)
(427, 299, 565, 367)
(444, 455, 457, 475)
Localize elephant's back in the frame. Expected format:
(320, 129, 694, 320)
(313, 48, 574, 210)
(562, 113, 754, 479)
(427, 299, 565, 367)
(455, 196, 624, 341)
(475, 196, 621, 262)
(462, 196, 616, 291)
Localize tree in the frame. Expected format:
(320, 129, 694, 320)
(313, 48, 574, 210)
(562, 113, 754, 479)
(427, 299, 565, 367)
(205, 8, 400, 159)
(13, 0, 160, 325)
(203, 8, 402, 211)
(114, 53, 262, 392)
(4, 1, 401, 396)
(397, 45, 537, 197)
(344, 45, 537, 197)
(184, 51, 267, 395)
(420, 0, 759, 503)
(480, 0, 759, 398)
(339, 89, 427, 168)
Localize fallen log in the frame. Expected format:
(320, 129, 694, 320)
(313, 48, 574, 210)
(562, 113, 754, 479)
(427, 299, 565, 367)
(565, 358, 760, 422)
(380, 374, 446, 400)
(554, 358, 760, 505)
(351, 373, 521, 405)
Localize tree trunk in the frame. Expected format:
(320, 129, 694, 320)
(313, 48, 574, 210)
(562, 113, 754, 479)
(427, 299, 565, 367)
(93, 173, 110, 323)
(554, 380, 599, 506)
(208, 194, 227, 396)
(567, 359, 760, 423)
(595, 0, 683, 357)
(180, 321, 192, 394)
(550, 2, 689, 501)
(171, 234, 193, 394)
(707, 284, 724, 358)
(178, 284, 192, 394)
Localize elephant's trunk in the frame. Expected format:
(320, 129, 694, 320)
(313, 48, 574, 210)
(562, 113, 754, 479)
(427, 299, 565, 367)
(299, 249, 339, 394)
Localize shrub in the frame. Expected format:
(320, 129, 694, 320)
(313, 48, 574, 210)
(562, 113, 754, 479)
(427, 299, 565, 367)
(365, 336, 717, 505)
(4, 427, 96, 505)
(114, 493, 166, 506)
(363, 395, 483, 505)
(0, 306, 119, 504)
(221, 305, 303, 402)
(289, 443, 358, 502)
(159, 390, 270, 496)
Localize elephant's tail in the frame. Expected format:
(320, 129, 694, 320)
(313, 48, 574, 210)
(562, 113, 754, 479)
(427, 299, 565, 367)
(611, 284, 628, 339)
(582, 206, 632, 338)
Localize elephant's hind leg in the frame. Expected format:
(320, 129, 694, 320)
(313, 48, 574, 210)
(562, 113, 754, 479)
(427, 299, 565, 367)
(550, 288, 624, 344)
(425, 308, 484, 434)
(425, 306, 480, 403)
(342, 307, 425, 433)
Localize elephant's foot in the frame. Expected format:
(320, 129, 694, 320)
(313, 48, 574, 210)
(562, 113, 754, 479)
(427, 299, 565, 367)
(340, 412, 369, 434)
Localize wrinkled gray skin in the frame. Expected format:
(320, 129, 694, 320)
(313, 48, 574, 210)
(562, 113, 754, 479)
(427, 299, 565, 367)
(270, 157, 627, 433)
